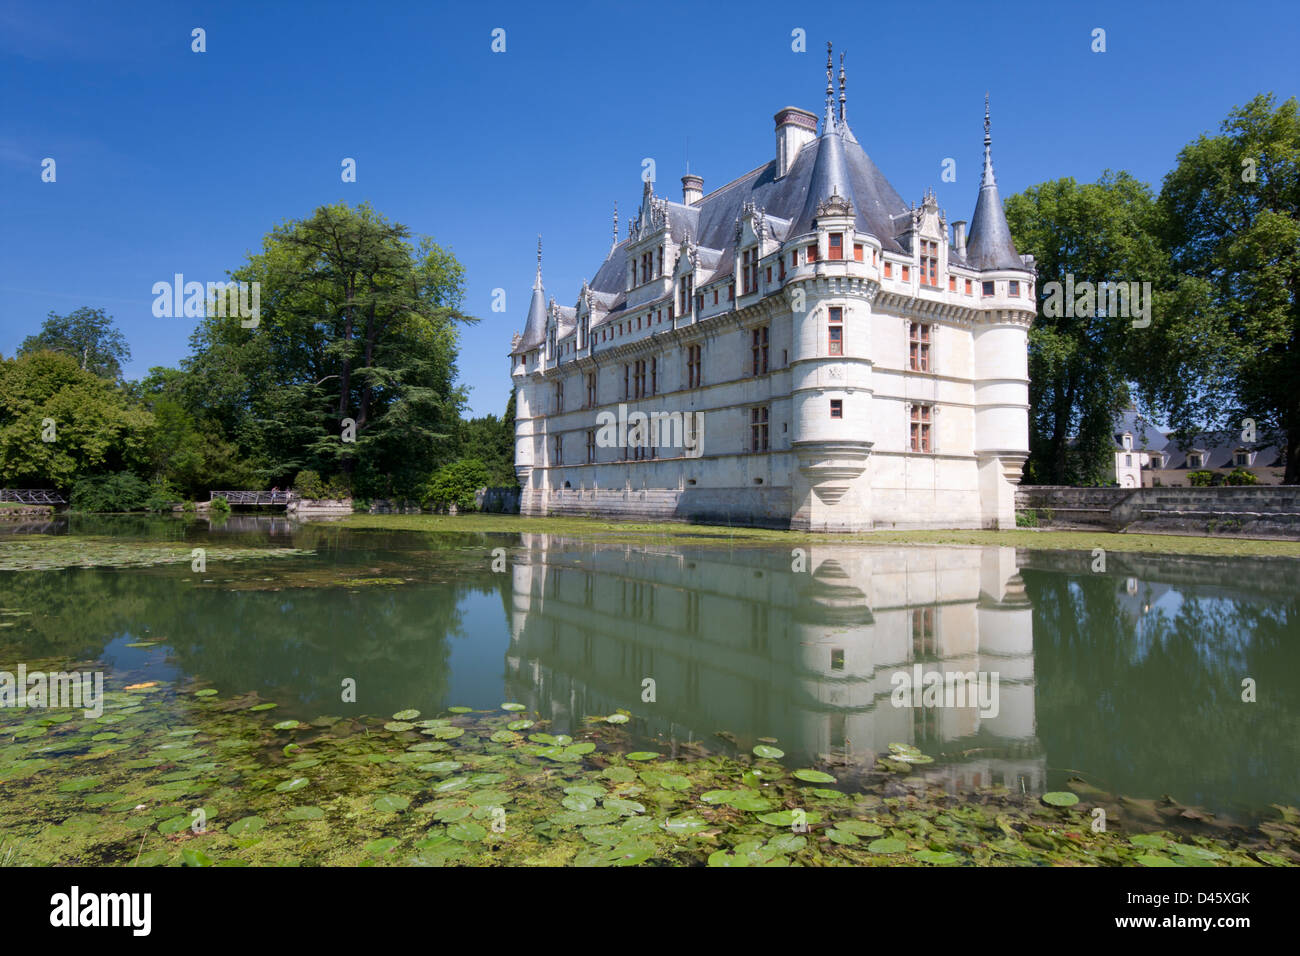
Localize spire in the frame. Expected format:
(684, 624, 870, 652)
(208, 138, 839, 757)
(964, 95, 1024, 271)
(981, 92, 995, 186)
(824, 41, 836, 131)
(612, 202, 618, 250)
(516, 235, 548, 352)
(838, 52, 846, 125)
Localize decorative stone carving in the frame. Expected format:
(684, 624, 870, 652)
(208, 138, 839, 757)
(815, 190, 853, 218)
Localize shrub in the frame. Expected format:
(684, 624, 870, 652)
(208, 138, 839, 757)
(1224, 467, 1258, 486)
(423, 459, 490, 511)
(145, 480, 180, 513)
(209, 495, 231, 515)
(1187, 470, 1215, 487)
(1015, 510, 1038, 528)
(293, 469, 325, 499)
(70, 472, 150, 512)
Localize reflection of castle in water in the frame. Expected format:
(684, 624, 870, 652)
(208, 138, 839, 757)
(507, 535, 1045, 792)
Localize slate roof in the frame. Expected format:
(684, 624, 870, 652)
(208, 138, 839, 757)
(1111, 408, 1284, 469)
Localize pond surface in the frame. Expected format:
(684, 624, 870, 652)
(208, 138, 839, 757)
(0, 515, 1296, 866)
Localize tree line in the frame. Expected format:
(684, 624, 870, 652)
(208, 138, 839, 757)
(0, 202, 515, 511)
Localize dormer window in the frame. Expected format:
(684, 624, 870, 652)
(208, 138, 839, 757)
(920, 240, 938, 286)
(828, 233, 843, 260)
(1235, 450, 1252, 467)
(1150, 453, 1164, 468)
(1122, 433, 1133, 451)
(1188, 452, 1204, 469)
(742, 248, 759, 295)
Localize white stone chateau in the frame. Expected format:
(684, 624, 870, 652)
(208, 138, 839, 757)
(511, 46, 1035, 531)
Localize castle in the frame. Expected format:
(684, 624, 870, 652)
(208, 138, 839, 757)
(510, 46, 1035, 531)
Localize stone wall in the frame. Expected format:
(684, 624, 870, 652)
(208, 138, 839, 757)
(287, 497, 353, 517)
(525, 485, 793, 529)
(1016, 485, 1300, 538)
(476, 487, 521, 514)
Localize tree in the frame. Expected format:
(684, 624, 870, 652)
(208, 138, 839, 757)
(423, 458, 490, 510)
(1157, 94, 1300, 483)
(455, 392, 518, 487)
(0, 351, 152, 487)
(19, 307, 131, 380)
(1005, 173, 1171, 484)
(183, 202, 472, 497)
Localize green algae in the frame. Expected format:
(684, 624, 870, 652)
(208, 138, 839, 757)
(0, 535, 313, 572)
(1, 659, 1297, 868)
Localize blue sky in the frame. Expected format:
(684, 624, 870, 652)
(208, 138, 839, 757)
(2, 0, 1297, 416)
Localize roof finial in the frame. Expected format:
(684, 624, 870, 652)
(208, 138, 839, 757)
(839, 52, 847, 124)
(534, 234, 543, 290)
(981, 93, 995, 187)
(612, 202, 618, 248)
(825, 41, 835, 129)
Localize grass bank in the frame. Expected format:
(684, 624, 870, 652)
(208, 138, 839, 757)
(336, 513, 1300, 558)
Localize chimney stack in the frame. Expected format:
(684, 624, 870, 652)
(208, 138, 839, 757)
(681, 173, 703, 206)
(952, 220, 967, 256)
(774, 106, 818, 179)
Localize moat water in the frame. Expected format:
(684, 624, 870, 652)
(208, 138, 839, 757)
(2, 515, 1297, 822)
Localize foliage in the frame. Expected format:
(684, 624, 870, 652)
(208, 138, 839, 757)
(423, 458, 490, 510)
(1006, 172, 1171, 485)
(0, 351, 152, 488)
(292, 469, 349, 500)
(454, 395, 517, 487)
(1224, 467, 1259, 485)
(70, 471, 151, 512)
(181, 202, 472, 498)
(18, 307, 131, 380)
(1155, 93, 1300, 483)
(209, 495, 231, 515)
(144, 479, 180, 513)
(1187, 470, 1215, 487)
(1015, 510, 1038, 527)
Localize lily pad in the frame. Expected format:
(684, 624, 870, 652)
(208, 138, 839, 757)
(373, 794, 410, 813)
(753, 744, 785, 759)
(1042, 791, 1080, 808)
(867, 838, 907, 854)
(792, 769, 837, 784)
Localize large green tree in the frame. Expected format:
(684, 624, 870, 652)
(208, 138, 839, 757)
(1006, 172, 1171, 484)
(0, 351, 152, 487)
(1157, 94, 1300, 483)
(182, 202, 472, 497)
(19, 307, 131, 380)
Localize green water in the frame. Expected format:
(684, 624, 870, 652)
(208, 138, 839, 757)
(0, 515, 1296, 866)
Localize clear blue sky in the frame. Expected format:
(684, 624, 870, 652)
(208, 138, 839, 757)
(3, 0, 1297, 416)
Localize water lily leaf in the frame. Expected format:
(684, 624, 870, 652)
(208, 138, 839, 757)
(1042, 791, 1080, 807)
(489, 730, 519, 743)
(1137, 854, 1182, 867)
(194, 689, 218, 697)
(500, 703, 526, 712)
(604, 797, 646, 816)
(708, 849, 749, 867)
(273, 720, 301, 731)
(447, 706, 473, 714)
(366, 837, 399, 855)
(392, 709, 420, 720)
(563, 793, 598, 812)
(373, 794, 410, 813)
(249, 703, 277, 712)
(565, 742, 596, 756)
(625, 752, 659, 761)
(604, 713, 630, 724)
(275, 777, 309, 792)
(228, 815, 265, 836)
(434, 806, 472, 822)
(663, 815, 710, 835)
(914, 849, 957, 865)
(792, 769, 837, 783)
(827, 828, 859, 845)
(180, 848, 213, 867)
(753, 744, 785, 759)
(284, 806, 324, 821)
(419, 760, 462, 774)
(506, 719, 533, 731)
(602, 767, 637, 783)
(867, 838, 907, 854)
(1169, 843, 1221, 862)
(757, 810, 821, 827)
(834, 819, 884, 836)
(658, 773, 691, 791)
(158, 814, 191, 835)
(384, 721, 415, 732)
(447, 816, 488, 842)
(432, 726, 464, 740)
(1129, 834, 1167, 849)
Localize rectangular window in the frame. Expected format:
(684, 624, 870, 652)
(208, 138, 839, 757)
(687, 344, 702, 388)
(553, 434, 564, 465)
(728, 284, 734, 301)
(828, 306, 843, 356)
(828, 233, 843, 260)
(830, 399, 843, 419)
(884, 262, 893, 278)
(778, 258, 786, 281)
(909, 404, 932, 452)
(713, 289, 719, 305)
(909, 322, 931, 372)
(750, 406, 770, 452)
(586, 430, 596, 463)
(1009, 280, 1020, 297)
(919, 239, 938, 286)
(622, 364, 630, 399)
(948, 275, 957, 291)
(791, 251, 799, 268)
(853, 243, 864, 262)
(650, 357, 657, 395)
(902, 265, 910, 281)
(742, 248, 756, 295)
(585, 372, 596, 408)
(965, 278, 973, 295)
(982, 280, 995, 297)
(751, 326, 769, 375)
(807, 244, 818, 263)
(554, 381, 564, 413)
(766, 265, 772, 283)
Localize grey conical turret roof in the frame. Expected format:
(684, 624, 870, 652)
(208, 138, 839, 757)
(515, 237, 547, 352)
(965, 97, 1025, 272)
